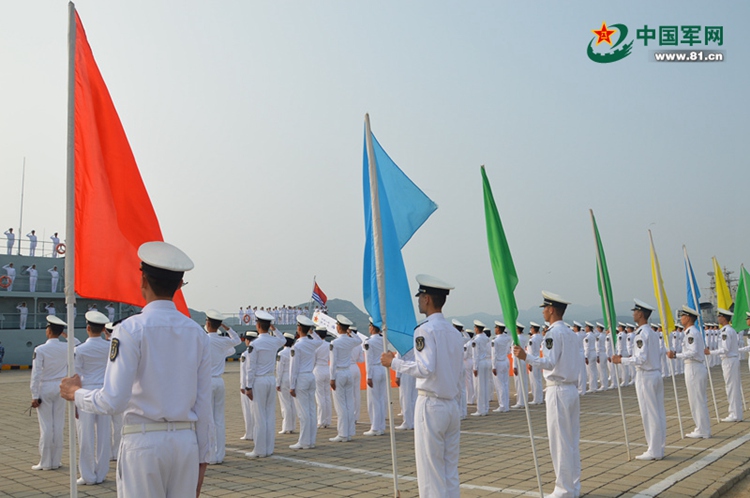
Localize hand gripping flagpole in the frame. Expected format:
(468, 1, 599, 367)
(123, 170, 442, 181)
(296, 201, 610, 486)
(648, 231, 684, 439)
(65, 3, 79, 496)
(365, 114, 400, 498)
(683, 246, 721, 423)
(590, 210, 631, 461)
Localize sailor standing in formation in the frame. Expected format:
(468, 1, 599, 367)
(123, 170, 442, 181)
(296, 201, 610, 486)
(205, 309, 241, 464)
(74, 310, 112, 485)
(471, 320, 491, 416)
(363, 319, 387, 436)
(17, 302, 28, 329)
(511, 323, 529, 408)
(24, 264, 38, 292)
(527, 322, 544, 404)
(277, 333, 298, 435)
(612, 300, 667, 461)
(313, 325, 332, 428)
(709, 309, 743, 422)
(395, 348, 417, 429)
(50, 233, 60, 257)
(571, 322, 587, 395)
(244, 309, 285, 458)
(514, 292, 581, 498)
(27, 230, 37, 256)
(329, 315, 361, 442)
(3, 262, 15, 291)
(30, 315, 69, 471)
(491, 321, 511, 412)
(239, 331, 258, 441)
(61, 241, 214, 497)
(583, 322, 598, 393)
(289, 315, 323, 449)
(349, 325, 364, 424)
(48, 266, 60, 293)
(382, 274, 463, 498)
(4, 228, 14, 255)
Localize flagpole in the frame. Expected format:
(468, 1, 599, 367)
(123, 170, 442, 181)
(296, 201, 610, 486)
(516, 356, 545, 497)
(590, 210, 631, 460)
(307, 276, 316, 317)
(741, 265, 749, 411)
(648, 231, 684, 439)
(365, 113, 400, 498)
(65, 3, 79, 497)
(17, 158, 25, 255)
(683, 246, 721, 423)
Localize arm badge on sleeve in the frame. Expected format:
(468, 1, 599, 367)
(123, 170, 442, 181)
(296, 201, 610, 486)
(636, 340, 643, 349)
(545, 338, 553, 350)
(415, 336, 425, 352)
(109, 338, 120, 362)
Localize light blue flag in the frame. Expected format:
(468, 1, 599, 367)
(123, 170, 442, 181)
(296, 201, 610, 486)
(683, 247, 705, 339)
(363, 130, 437, 355)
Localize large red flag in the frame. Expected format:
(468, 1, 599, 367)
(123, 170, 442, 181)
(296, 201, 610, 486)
(73, 11, 188, 314)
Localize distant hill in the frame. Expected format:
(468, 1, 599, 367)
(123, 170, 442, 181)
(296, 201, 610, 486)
(448, 302, 638, 329)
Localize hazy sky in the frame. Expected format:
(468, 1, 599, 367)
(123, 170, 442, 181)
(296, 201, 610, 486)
(1, 1, 747, 319)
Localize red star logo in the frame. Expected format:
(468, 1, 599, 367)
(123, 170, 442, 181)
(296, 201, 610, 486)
(592, 22, 616, 46)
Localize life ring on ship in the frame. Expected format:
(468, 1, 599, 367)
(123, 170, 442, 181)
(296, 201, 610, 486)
(243, 314, 251, 324)
(0, 275, 10, 288)
(55, 243, 66, 255)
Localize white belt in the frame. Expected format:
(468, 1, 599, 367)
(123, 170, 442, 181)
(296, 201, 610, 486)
(417, 389, 452, 401)
(545, 381, 575, 387)
(122, 422, 195, 435)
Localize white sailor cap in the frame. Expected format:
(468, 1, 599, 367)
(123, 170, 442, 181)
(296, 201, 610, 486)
(85, 310, 109, 325)
(529, 321, 541, 329)
(626, 323, 635, 328)
(138, 241, 194, 279)
(315, 325, 327, 334)
(617, 322, 625, 327)
(245, 331, 258, 339)
(283, 332, 296, 340)
(105, 322, 115, 331)
(540, 291, 570, 308)
(451, 319, 464, 328)
(596, 322, 604, 328)
(717, 308, 733, 317)
(494, 321, 505, 328)
(573, 321, 582, 327)
(585, 321, 594, 327)
(336, 314, 353, 327)
(631, 299, 654, 312)
(350, 325, 358, 332)
(564, 322, 570, 328)
(46, 315, 67, 327)
(473, 319, 486, 329)
(297, 315, 316, 327)
(516, 322, 525, 329)
(680, 305, 699, 317)
(746, 311, 750, 319)
(205, 309, 225, 322)
(676, 323, 684, 329)
(414, 274, 454, 297)
(255, 310, 274, 322)
(650, 323, 658, 329)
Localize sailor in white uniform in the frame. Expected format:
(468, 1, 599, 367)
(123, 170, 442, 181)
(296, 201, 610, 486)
(74, 311, 112, 484)
(491, 321, 511, 412)
(471, 320, 491, 416)
(17, 302, 28, 330)
(363, 319, 387, 435)
(571, 322, 587, 395)
(30, 315, 69, 471)
(289, 315, 323, 449)
(513, 292, 581, 498)
(349, 325, 365, 424)
(313, 326, 332, 428)
(50, 233, 60, 257)
(277, 333, 298, 434)
(615, 323, 631, 386)
(102, 322, 122, 460)
(709, 309, 743, 422)
(239, 331, 258, 441)
(24, 264, 38, 293)
(452, 320, 470, 418)
(667, 305, 710, 438)
(205, 309, 241, 464)
(27, 230, 38, 256)
(329, 315, 362, 442)
(382, 274, 463, 498)
(595, 323, 609, 391)
(512, 323, 529, 408)
(527, 322, 544, 404)
(244, 310, 285, 458)
(61, 242, 214, 497)
(4, 228, 14, 255)
(612, 300, 667, 460)
(105, 303, 115, 323)
(2, 263, 15, 291)
(48, 266, 60, 293)
(395, 348, 417, 429)
(584, 322, 598, 393)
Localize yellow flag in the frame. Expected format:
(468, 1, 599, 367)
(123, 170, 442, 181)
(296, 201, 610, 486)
(712, 256, 733, 311)
(649, 231, 674, 348)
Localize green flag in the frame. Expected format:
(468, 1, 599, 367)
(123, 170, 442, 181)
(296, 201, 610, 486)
(732, 266, 750, 332)
(590, 210, 617, 345)
(481, 166, 519, 346)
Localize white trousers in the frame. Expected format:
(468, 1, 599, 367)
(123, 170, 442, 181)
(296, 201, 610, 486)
(414, 395, 460, 498)
(474, 360, 491, 414)
(685, 361, 711, 436)
(6, 276, 14, 291)
(29, 276, 37, 292)
(545, 384, 581, 498)
(19, 313, 27, 330)
(50, 276, 58, 293)
(240, 390, 254, 439)
(492, 361, 509, 411)
(608, 360, 617, 387)
(117, 429, 198, 498)
(635, 369, 666, 458)
(597, 357, 609, 389)
(464, 363, 475, 404)
(721, 357, 743, 421)
(278, 378, 297, 433)
(333, 369, 355, 438)
(366, 368, 387, 432)
(459, 371, 467, 417)
(514, 365, 529, 406)
(111, 412, 123, 460)
(586, 359, 598, 392)
(77, 410, 111, 483)
(29, 245, 36, 257)
(617, 362, 630, 386)
(251, 376, 276, 456)
(210, 377, 226, 463)
(36, 381, 65, 469)
(530, 364, 543, 403)
(399, 373, 417, 427)
(350, 364, 361, 422)
(293, 372, 317, 447)
(313, 365, 332, 426)
(577, 359, 587, 394)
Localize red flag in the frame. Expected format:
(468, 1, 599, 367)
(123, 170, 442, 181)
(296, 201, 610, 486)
(312, 281, 328, 306)
(73, 11, 188, 314)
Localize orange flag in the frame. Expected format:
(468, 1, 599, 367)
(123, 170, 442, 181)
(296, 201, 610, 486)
(73, 11, 188, 314)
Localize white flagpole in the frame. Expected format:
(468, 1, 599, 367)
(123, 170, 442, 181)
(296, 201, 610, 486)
(307, 276, 316, 318)
(17, 158, 25, 255)
(365, 113, 400, 498)
(515, 355, 545, 497)
(683, 245, 721, 423)
(590, 210, 631, 460)
(741, 265, 748, 411)
(65, 3, 78, 497)
(648, 231, 684, 439)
